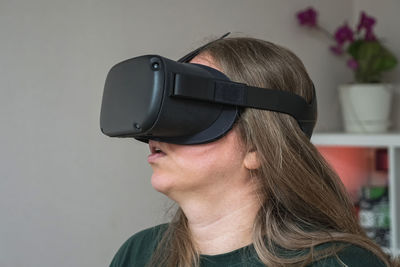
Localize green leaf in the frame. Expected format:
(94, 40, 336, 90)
(347, 40, 364, 60)
(351, 41, 398, 82)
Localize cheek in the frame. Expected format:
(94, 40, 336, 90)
(172, 144, 244, 185)
(151, 147, 235, 194)
(168, 146, 220, 182)
(151, 130, 247, 195)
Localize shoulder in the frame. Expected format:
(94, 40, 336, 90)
(309, 243, 387, 267)
(109, 224, 168, 267)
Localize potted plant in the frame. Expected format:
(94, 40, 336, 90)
(296, 7, 398, 133)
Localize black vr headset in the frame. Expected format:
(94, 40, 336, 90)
(100, 33, 317, 145)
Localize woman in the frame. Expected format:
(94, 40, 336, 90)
(110, 36, 394, 266)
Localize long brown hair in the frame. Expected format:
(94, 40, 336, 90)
(148, 37, 393, 266)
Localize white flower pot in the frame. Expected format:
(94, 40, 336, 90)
(338, 84, 393, 133)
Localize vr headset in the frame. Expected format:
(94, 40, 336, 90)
(100, 33, 317, 145)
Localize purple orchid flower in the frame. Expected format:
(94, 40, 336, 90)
(330, 45, 344, 55)
(334, 24, 354, 45)
(296, 7, 317, 27)
(365, 29, 377, 41)
(357, 12, 376, 33)
(347, 58, 359, 70)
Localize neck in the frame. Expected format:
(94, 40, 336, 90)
(178, 184, 260, 255)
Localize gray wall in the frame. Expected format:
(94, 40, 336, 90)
(0, 1, 398, 266)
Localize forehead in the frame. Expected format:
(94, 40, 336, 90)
(189, 53, 222, 72)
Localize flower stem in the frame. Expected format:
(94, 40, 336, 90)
(316, 25, 335, 42)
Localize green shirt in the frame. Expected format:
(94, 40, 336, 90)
(110, 224, 385, 267)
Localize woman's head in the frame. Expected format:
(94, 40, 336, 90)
(150, 38, 316, 202)
(149, 37, 390, 267)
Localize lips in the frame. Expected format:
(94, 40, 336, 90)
(149, 140, 166, 154)
(148, 140, 166, 163)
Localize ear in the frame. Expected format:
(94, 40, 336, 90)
(244, 151, 261, 170)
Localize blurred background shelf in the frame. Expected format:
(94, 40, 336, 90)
(312, 132, 400, 256)
(312, 132, 400, 147)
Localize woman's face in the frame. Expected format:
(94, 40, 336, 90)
(148, 54, 256, 202)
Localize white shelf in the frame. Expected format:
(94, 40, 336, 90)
(312, 132, 400, 147)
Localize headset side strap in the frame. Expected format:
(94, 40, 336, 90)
(173, 73, 315, 123)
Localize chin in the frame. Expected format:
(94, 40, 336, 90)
(150, 173, 174, 195)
